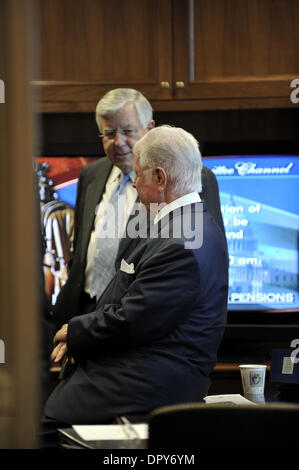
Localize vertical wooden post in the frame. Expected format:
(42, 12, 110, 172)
(0, 0, 39, 448)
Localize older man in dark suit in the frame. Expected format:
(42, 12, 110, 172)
(52, 88, 224, 330)
(44, 125, 228, 426)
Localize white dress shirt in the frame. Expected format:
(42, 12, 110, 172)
(154, 192, 201, 224)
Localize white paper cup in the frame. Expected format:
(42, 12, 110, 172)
(239, 364, 267, 395)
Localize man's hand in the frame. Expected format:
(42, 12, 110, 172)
(51, 340, 68, 363)
(51, 324, 72, 364)
(54, 323, 68, 343)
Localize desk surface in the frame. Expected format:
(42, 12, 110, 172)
(50, 361, 271, 374)
(212, 362, 270, 372)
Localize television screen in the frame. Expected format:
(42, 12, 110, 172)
(202, 155, 299, 312)
(36, 155, 299, 314)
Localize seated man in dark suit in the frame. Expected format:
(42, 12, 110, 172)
(43, 125, 228, 426)
(52, 88, 224, 330)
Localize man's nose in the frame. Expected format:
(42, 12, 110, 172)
(114, 130, 126, 146)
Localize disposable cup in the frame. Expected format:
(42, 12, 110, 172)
(239, 364, 267, 395)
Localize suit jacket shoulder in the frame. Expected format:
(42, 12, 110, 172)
(78, 157, 112, 185)
(201, 166, 224, 233)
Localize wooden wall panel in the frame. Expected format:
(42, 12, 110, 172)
(33, 0, 172, 110)
(192, 0, 299, 80)
(38, 0, 157, 82)
(33, 0, 299, 111)
(173, 0, 299, 106)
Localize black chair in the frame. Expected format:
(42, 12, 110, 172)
(148, 402, 299, 450)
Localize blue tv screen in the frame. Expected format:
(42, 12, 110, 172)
(202, 155, 299, 312)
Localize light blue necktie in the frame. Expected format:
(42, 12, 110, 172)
(90, 173, 130, 299)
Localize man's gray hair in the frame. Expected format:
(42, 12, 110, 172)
(95, 88, 153, 131)
(133, 125, 202, 194)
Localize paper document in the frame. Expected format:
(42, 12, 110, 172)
(204, 394, 256, 405)
(72, 423, 148, 441)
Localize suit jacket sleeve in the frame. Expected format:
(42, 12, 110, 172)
(73, 170, 84, 253)
(64, 166, 85, 273)
(72, 163, 93, 254)
(67, 241, 201, 358)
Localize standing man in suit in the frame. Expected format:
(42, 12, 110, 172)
(44, 125, 228, 426)
(53, 88, 154, 327)
(52, 88, 224, 330)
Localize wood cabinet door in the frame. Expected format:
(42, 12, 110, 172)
(33, 0, 172, 112)
(172, 0, 299, 110)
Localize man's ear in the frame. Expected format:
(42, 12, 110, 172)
(154, 166, 167, 191)
(147, 120, 155, 131)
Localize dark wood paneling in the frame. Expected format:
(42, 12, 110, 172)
(32, 0, 299, 111)
(192, 0, 299, 79)
(33, 0, 172, 108)
(38, 0, 156, 82)
(173, 0, 299, 105)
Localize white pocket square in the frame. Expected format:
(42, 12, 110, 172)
(120, 258, 135, 274)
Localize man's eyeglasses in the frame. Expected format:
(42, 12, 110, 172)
(99, 128, 140, 140)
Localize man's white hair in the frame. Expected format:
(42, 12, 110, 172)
(133, 125, 202, 194)
(95, 88, 153, 131)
